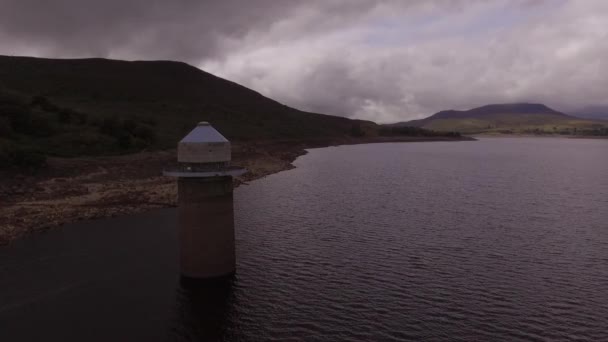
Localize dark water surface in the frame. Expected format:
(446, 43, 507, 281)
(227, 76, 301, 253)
(1, 137, 607, 341)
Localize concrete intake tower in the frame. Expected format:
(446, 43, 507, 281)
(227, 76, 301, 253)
(164, 122, 246, 279)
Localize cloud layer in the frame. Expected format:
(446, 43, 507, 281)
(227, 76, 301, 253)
(1, 0, 607, 122)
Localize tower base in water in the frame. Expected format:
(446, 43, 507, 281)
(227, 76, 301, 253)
(177, 176, 236, 279)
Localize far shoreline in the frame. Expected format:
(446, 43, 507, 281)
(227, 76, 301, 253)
(471, 133, 608, 140)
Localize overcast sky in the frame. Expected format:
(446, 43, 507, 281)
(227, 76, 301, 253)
(1, 0, 607, 122)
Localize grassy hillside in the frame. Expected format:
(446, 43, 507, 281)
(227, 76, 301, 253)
(0, 55, 386, 167)
(0, 55, 380, 143)
(0, 55, 463, 169)
(396, 103, 608, 135)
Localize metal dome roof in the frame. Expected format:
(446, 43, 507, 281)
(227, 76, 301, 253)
(180, 122, 228, 143)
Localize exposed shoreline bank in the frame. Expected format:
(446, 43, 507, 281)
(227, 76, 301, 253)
(471, 133, 608, 139)
(0, 135, 474, 244)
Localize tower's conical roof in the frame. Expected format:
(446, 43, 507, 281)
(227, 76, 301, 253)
(180, 122, 228, 143)
(165, 122, 246, 178)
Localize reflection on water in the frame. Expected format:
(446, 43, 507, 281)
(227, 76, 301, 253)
(170, 277, 235, 342)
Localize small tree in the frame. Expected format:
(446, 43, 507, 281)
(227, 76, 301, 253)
(350, 123, 365, 137)
(57, 109, 73, 124)
(99, 117, 120, 136)
(134, 125, 157, 144)
(122, 119, 137, 134)
(0, 116, 12, 136)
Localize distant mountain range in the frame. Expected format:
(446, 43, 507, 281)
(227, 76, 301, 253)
(570, 106, 608, 121)
(393, 103, 608, 135)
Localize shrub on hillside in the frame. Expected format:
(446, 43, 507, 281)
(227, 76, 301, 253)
(97, 117, 157, 149)
(379, 125, 462, 138)
(31, 95, 60, 113)
(133, 124, 157, 144)
(99, 117, 120, 136)
(1, 104, 31, 133)
(0, 141, 46, 169)
(350, 123, 365, 137)
(122, 119, 137, 134)
(0, 88, 28, 106)
(0, 116, 12, 136)
(11, 146, 47, 169)
(117, 133, 133, 149)
(0, 141, 11, 167)
(28, 113, 56, 137)
(30, 95, 49, 107)
(142, 117, 158, 127)
(74, 111, 88, 125)
(57, 108, 73, 124)
(47, 131, 117, 156)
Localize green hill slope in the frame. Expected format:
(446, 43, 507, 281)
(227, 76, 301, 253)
(395, 103, 608, 135)
(0, 55, 380, 167)
(0, 55, 378, 142)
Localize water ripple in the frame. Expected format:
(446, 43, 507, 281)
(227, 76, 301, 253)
(228, 138, 608, 341)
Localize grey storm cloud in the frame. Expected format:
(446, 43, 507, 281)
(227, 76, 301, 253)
(1, 0, 607, 122)
(0, 0, 302, 59)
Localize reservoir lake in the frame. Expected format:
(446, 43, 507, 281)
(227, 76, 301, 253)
(1, 137, 607, 341)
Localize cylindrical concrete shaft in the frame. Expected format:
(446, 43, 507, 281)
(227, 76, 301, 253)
(177, 176, 235, 279)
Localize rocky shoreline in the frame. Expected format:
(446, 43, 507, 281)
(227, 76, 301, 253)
(0, 136, 473, 244)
